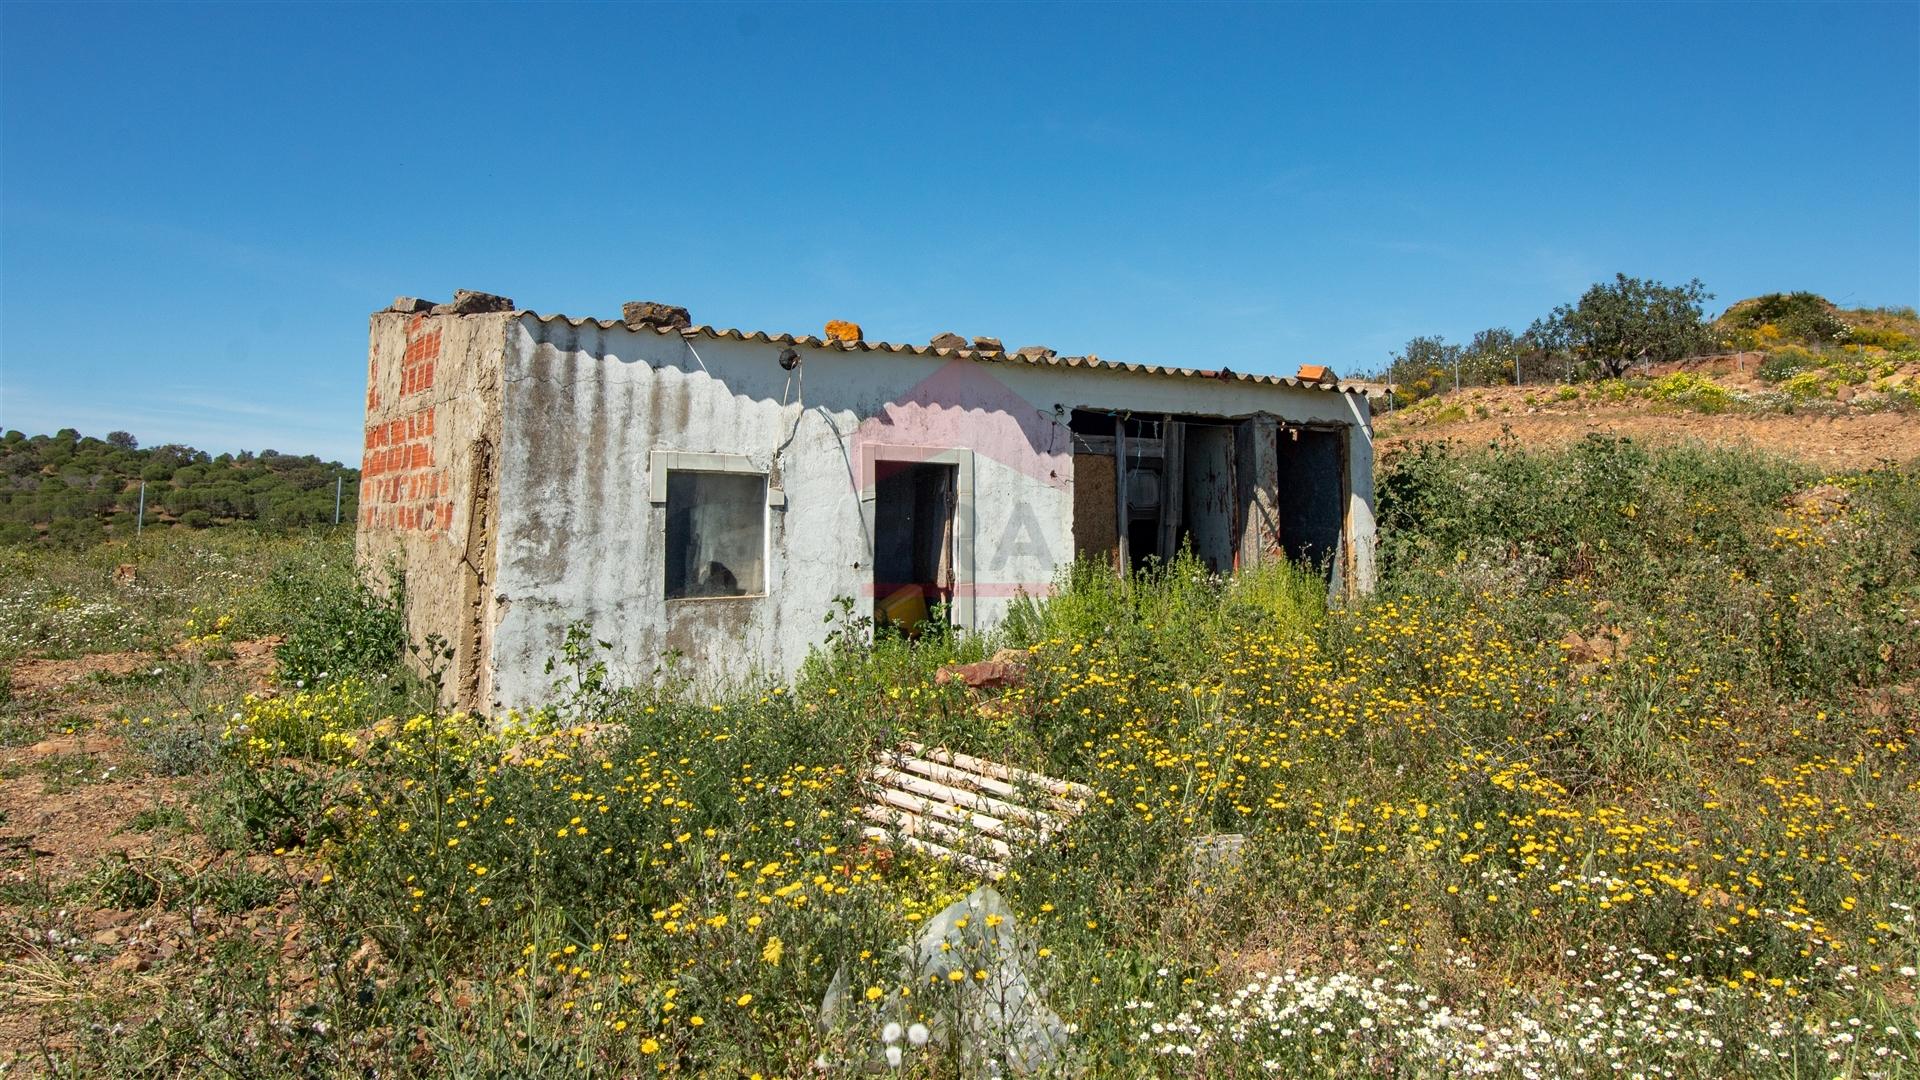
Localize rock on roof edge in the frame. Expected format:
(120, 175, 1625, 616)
(514, 310, 1350, 394)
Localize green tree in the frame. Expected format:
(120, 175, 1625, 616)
(1535, 274, 1714, 378)
(0, 428, 360, 547)
(1385, 335, 1464, 400)
(1461, 327, 1522, 386)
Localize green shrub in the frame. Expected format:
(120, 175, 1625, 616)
(76, 852, 284, 915)
(1757, 345, 1819, 382)
(126, 805, 193, 833)
(1732, 292, 1849, 343)
(198, 867, 284, 914)
(1646, 371, 1735, 413)
(1778, 370, 1834, 400)
(79, 852, 186, 909)
(270, 560, 406, 687)
(204, 764, 340, 853)
(1845, 325, 1913, 350)
(129, 719, 223, 776)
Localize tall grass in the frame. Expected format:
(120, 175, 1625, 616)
(20, 441, 1920, 1077)
(0, 528, 357, 662)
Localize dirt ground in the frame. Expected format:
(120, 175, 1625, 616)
(0, 639, 299, 1065)
(1378, 399, 1920, 469)
(1374, 360, 1920, 469)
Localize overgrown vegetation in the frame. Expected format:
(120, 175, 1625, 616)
(1375, 280, 1920, 413)
(1380, 273, 1717, 399)
(0, 428, 357, 547)
(4, 440, 1919, 1077)
(0, 529, 373, 663)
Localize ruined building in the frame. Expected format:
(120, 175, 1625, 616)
(358, 290, 1377, 709)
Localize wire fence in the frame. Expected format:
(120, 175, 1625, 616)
(1365, 349, 1770, 412)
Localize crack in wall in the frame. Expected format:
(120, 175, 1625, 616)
(459, 436, 496, 709)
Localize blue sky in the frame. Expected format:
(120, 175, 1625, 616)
(2, 1, 1915, 464)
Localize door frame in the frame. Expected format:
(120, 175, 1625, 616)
(858, 445, 976, 630)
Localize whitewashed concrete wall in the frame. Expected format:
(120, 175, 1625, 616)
(486, 316, 1374, 706)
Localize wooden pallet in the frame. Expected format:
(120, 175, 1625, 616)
(858, 742, 1094, 878)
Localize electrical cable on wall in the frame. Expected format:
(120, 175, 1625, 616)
(773, 349, 807, 462)
(682, 335, 712, 374)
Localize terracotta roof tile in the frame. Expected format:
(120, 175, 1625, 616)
(517, 311, 1356, 396)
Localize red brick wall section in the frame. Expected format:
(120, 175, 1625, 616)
(360, 405, 452, 534)
(360, 315, 452, 536)
(399, 314, 441, 397)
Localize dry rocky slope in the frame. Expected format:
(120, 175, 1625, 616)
(1375, 354, 1920, 469)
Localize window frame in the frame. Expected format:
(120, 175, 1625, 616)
(649, 451, 780, 602)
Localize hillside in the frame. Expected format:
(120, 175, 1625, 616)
(1377, 296, 1920, 467)
(0, 430, 358, 546)
(1715, 293, 1920, 352)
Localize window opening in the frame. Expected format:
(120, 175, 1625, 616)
(665, 470, 766, 599)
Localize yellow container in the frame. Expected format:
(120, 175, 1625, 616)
(877, 585, 929, 630)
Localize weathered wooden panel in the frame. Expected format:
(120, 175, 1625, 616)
(1072, 452, 1118, 562)
(1236, 414, 1282, 568)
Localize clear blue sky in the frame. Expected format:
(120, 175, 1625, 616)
(3, 2, 1915, 464)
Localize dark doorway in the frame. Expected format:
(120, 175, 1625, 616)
(1276, 426, 1346, 574)
(873, 461, 956, 631)
(1180, 424, 1236, 573)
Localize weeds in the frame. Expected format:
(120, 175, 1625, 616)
(8, 442, 1920, 1077)
(269, 555, 406, 688)
(78, 852, 187, 909)
(125, 805, 192, 833)
(74, 851, 283, 916)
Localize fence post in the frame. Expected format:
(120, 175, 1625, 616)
(334, 475, 343, 526)
(136, 480, 145, 539)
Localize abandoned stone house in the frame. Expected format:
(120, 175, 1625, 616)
(357, 290, 1377, 710)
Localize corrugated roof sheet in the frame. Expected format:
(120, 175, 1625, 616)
(517, 311, 1357, 395)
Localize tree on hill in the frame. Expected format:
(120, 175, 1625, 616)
(1383, 335, 1464, 399)
(1530, 274, 1714, 378)
(1380, 328, 1538, 400)
(1462, 327, 1523, 386)
(0, 429, 359, 546)
(1369, 279, 1915, 408)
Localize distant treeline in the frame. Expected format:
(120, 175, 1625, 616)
(0, 429, 358, 546)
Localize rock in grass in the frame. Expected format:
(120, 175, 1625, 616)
(818, 885, 1069, 1075)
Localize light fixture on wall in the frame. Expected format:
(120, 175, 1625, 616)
(778, 347, 800, 371)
